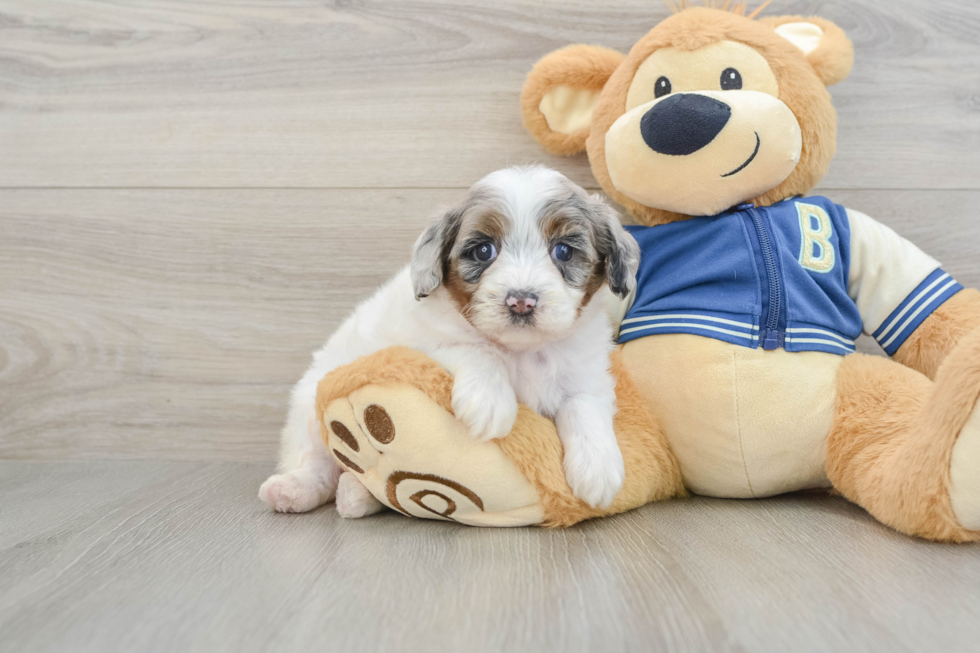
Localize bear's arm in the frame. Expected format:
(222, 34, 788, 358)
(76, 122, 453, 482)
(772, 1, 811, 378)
(892, 288, 980, 380)
(845, 208, 980, 379)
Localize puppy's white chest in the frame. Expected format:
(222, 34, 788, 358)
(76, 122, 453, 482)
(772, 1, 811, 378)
(505, 353, 567, 418)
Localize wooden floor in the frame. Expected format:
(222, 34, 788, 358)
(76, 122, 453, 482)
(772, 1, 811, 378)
(3, 461, 980, 653)
(2, 1, 979, 651)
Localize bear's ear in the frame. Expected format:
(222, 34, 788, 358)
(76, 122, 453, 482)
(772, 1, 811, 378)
(521, 44, 624, 155)
(760, 16, 854, 86)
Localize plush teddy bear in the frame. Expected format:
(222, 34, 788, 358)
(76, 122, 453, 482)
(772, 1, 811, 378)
(517, 3, 980, 541)
(318, 4, 980, 541)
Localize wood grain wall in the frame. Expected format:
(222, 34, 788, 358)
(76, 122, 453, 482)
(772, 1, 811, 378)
(2, 0, 979, 461)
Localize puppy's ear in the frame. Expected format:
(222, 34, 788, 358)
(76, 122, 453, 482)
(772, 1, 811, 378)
(410, 206, 461, 300)
(761, 16, 854, 87)
(521, 45, 624, 155)
(590, 194, 639, 299)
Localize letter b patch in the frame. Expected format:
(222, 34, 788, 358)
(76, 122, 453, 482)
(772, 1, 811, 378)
(797, 203, 836, 273)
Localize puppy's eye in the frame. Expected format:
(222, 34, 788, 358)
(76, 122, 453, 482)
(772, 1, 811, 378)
(551, 243, 573, 262)
(473, 242, 497, 262)
(654, 76, 672, 99)
(720, 68, 742, 91)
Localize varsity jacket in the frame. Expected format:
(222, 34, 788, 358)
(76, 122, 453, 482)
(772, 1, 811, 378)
(618, 196, 962, 356)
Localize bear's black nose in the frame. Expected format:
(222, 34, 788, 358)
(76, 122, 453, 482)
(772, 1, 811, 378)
(640, 94, 732, 156)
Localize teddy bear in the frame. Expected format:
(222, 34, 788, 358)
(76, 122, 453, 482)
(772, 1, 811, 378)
(316, 4, 980, 541)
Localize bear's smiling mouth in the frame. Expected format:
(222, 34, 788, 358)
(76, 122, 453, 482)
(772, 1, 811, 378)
(721, 132, 761, 178)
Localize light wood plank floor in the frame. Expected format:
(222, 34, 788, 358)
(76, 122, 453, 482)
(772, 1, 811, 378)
(3, 461, 980, 653)
(2, 1, 979, 651)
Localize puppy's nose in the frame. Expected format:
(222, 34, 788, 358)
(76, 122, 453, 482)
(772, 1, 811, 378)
(640, 93, 731, 156)
(506, 291, 538, 316)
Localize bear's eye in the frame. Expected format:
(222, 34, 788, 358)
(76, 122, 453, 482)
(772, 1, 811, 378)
(720, 68, 742, 91)
(654, 76, 672, 99)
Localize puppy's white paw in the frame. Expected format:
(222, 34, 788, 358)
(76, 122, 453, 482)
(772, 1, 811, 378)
(259, 472, 325, 513)
(561, 427, 625, 509)
(451, 371, 519, 441)
(336, 473, 385, 519)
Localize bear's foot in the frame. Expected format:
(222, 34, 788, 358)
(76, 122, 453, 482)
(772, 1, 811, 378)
(316, 351, 547, 526)
(950, 408, 980, 530)
(944, 327, 980, 532)
(829, 326, 980, 542)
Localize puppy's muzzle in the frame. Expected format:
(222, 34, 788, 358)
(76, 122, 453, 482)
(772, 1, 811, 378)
(506, 291, 538, 317)
(640, 93, 732, 156)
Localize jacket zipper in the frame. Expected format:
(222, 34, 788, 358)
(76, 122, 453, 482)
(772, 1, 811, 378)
(747, 206, 783, 350)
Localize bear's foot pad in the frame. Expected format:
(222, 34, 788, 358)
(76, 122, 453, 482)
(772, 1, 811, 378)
(950, 406, 980, 531)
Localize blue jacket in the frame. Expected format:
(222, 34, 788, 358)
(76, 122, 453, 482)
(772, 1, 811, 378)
(619, 196, 961, 356)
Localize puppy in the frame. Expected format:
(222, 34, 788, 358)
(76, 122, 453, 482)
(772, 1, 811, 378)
(259, 165, 640, 517)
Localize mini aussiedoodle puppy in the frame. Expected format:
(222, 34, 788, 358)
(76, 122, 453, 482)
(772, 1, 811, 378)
(259, 166, 639, 517)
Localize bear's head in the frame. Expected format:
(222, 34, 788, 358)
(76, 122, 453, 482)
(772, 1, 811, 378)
(521, 6, 854, 225)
